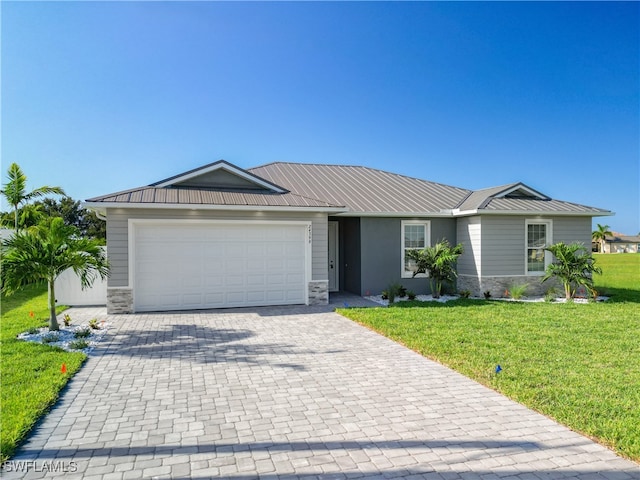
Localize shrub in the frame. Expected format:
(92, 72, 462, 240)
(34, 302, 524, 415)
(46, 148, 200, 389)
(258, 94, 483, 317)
(63, 314, 72, 326)
(68, 340, 89, 351)
(542, 242, 602, 300)
(483, 290, 492, 299)
(405, 240, 464, 298)
(41, 332, 59, 343)
(407, 291, 416, 301)
(74, 328, 91, 339)
(459, 289, 471, 298)
(544, 287, 558, 303)
(508, 283, 528, 300)
(385, 282, 404, 304)
(88, 319, 100, 330)
(398, 285, 408, 298)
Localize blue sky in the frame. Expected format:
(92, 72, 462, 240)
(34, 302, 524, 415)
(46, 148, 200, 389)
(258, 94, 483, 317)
(2, 1, 638, 234)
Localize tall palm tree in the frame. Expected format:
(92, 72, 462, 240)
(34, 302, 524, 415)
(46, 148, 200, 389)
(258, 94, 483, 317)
(542, 242, 602, 300)
(592, 224, 612, 254)
(0, 163, 65, 231)
(1, 217, 109, 331)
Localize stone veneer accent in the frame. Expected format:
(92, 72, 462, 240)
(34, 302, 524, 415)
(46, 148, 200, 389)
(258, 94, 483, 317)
(308, 281, 329, 305)
(107, 287, 133, 314)
(457, 275, 561, 299)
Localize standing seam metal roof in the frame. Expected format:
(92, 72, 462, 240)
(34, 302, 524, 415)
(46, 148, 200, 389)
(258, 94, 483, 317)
(85, 161, 611, 216)
(85, 186, 343, 208)
(249, 163, 472, 214)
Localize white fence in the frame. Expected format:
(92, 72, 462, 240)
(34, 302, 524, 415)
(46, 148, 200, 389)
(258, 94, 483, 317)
(54, 248, 108, 306)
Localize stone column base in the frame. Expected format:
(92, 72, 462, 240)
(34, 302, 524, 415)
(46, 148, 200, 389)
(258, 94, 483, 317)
(308, 281, 329, 305)
(107, 287, 133, 314)
(457, 275, 560, 299)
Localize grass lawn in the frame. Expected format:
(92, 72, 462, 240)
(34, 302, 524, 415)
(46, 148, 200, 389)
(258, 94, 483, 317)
(339, 253, 640, 462)
(0, 284, 85, 462)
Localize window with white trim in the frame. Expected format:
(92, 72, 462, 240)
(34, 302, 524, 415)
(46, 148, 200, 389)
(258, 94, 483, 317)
(401, 221, 430, 278)
(526, 219, 552, 275)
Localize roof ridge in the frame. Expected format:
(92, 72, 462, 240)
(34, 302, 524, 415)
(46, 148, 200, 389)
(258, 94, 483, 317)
(250, 162, 471, 193)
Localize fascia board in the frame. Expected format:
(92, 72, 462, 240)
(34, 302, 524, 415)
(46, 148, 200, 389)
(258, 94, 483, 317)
(83, 201, 348, 214)
(452, 209, 614, 217)
(334, 211, 453, 218)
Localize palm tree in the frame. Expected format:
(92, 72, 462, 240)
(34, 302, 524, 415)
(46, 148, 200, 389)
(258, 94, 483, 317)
(592, 224, 612, 254)
(0, 163, 65, 231)
(542, 242, 602, 300)
(406, 240, 464, 298)
(1, 217, 109, 331)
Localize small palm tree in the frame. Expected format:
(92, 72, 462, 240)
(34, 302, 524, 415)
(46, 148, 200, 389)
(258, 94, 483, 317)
(1, 217, 109, 330)
(406, 240, 464, 298)
(542, 242, 602, 300)
(0, 163, 65, 231)
(592, 224, 612, 254)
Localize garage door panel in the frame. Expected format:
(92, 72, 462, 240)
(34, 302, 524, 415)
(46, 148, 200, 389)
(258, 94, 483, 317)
(134, 222, 308, 312)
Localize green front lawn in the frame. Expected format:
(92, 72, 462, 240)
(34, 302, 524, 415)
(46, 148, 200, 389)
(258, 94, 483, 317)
(0, 284, 85, 462)
(339, 254, 640, 461)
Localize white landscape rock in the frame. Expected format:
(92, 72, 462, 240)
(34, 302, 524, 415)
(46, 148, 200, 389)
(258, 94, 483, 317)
(17, 320, 110, 354)
(365, 294, 608, 306)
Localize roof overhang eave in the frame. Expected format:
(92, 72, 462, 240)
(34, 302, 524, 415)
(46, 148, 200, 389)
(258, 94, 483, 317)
(333, 210, 454, 218)
(452, 209, 614, 217)
(83, 201, 348, 214)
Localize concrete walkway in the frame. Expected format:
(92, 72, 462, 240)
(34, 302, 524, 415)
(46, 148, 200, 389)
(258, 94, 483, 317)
(4, 303, 639, 479)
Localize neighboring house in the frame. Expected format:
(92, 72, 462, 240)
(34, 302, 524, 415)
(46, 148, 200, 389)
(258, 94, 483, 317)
(600, 233, 640, 254)
(85, 160, 612, 313)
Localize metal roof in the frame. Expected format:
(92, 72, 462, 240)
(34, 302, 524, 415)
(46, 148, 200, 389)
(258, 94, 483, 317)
(479, 197, 611, 214)
(455, 182, 610, 215)
(85, 160, 612, 217)
(85, 186, 343, 209)
(249, 162, 471, 215)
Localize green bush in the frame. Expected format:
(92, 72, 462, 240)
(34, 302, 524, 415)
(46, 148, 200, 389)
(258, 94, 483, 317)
(74, 328, 91, 339)
(41, 332, 59, 344)
(385, 282, 404, 304)
(508, 283, 528, 300)
(68, 340, 89, 351)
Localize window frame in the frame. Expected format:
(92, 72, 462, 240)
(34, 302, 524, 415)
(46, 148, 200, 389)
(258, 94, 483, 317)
(401, 220, 431, 278)
(525, 219, 553, 276)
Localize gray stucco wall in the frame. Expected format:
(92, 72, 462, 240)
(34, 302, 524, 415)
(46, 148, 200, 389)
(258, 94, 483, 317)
(359, 217, 457, 296)
(105, 208, 328, 288)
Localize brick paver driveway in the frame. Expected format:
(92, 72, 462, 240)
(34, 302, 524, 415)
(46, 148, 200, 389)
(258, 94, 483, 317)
(5, 304, 639, 479)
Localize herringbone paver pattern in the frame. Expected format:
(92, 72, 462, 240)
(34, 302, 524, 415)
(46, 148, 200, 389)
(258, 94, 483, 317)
(3, 303, 639, 479)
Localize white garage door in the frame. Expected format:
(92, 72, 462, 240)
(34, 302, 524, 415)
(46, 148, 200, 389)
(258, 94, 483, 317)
(133, 221, 309, 312)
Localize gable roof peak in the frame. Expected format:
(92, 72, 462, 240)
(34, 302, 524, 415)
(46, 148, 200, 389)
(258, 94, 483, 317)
(150, 160, 288, 193)
(492, 182, 550, 201)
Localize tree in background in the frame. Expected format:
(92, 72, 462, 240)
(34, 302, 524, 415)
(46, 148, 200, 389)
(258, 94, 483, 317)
(592, 224, 612, 254)
(38, 197, 106, 241)
(1, 217, 109, 331)
(542, 242, 602, 300)
(0, 163, 65, 231)
(406, 240, 464, 298)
